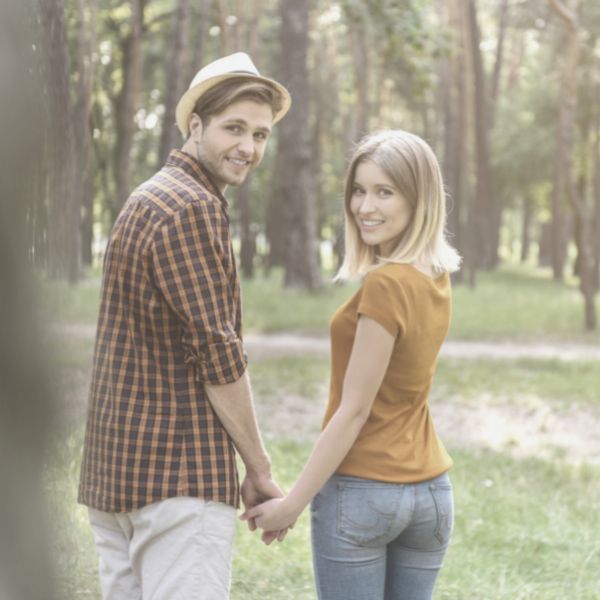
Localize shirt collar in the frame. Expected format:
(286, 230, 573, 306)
(165, 149, 229, 209)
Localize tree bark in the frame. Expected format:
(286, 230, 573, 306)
(112, 0, 145, 217)
(272, 0, 320, 290)
(186, 0, 211, 84)
(157, 0, 191, 167)
(75, 0, 97, 266)
(344, 2, 370, 142)
(466, 0, 495, 271)
(548, 0, 596, 329)
(593, 82, 600, 291)
(0, 2, 57, 598)
(217, 0, 232, 54)
(39, 0, 80, 281)
(490, 0, 509, 127)
(520, 195, 533, 263)
(238, 181, 255, 278)
(442, 0, 468, 282)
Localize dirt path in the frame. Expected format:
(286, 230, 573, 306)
(52, 324, 600, 465)
(52, 324, 600, 362)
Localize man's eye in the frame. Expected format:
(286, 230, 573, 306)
(227, 125, 243, 134)
(254, 132, 268, 141)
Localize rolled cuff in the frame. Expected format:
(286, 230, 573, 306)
(186, 337, 248, 385)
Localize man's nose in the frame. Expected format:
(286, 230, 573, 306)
(236, 135, 254, 156)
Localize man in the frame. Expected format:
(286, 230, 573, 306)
(78, 52, 291, 600)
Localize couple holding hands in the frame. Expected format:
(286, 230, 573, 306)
(78, 52, 460, 600)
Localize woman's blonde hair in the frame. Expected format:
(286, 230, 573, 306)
(335, 130, 461, 281)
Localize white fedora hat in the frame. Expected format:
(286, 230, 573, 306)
(175, 52, 291, 137)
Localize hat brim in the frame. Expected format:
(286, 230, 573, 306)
(175, 73, 291, 137)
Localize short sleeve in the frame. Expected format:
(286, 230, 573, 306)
(151, 201, 247, 385)
(357, 269, 407, 338)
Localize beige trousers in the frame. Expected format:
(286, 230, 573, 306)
(88, 496, 237, 600)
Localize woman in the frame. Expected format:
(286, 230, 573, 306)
(243, 130, 461, 599)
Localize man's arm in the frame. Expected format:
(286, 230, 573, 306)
(205, 369, 288, 542)
(205, 369, 271, 479)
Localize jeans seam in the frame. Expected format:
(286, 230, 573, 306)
(428, 485, 451, 546)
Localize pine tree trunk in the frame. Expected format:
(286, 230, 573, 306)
(75, 0, 97, 266)
(592, 68, 600, 291)
(520, 195, 533, 263)
(157, 0, 190, 166)
(238, 181, 255, 278)
(113, 0, 144, 217)
(40, 0, 80, 281)
(443, 0, 467, 281)
(345, 3, 370, 142)
(274, 0, 320, 290)
(548, 0, 596, 329)
(185, 0, 211, 84)
(0, 2, 57, 596)
(466, 0, 494, 271)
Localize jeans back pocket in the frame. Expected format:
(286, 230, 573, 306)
(337, 481, 404, 547)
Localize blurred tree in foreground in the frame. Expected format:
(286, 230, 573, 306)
(0, 1, 57, 598)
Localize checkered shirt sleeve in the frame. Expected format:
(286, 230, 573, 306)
(152, 200, 247, 385)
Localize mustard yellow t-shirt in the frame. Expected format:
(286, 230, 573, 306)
(323, 262, 453, 482)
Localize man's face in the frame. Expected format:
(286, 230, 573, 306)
(193, 99, 274, 191)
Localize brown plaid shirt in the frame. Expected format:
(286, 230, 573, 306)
(78, 150, 247, 512)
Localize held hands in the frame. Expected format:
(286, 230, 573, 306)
(241, 496, 300, 533)
(240, 471, 294, 545)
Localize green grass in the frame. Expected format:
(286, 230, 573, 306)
(449, 264, 598, 342)
(41, 262, 599, 342)
(40, 275, 102, 324)
(240, 269, 357, 333)
(49, 430, 600, 600)
(46, 428, 101, 600)
(250, 356, 330, 401)
(42, 261, 600, 598)
(437, 449, 600, 600)
(434, 357, 600, 409)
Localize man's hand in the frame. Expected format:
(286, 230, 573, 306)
(240, 472, 290, 544)
(241, 497, 300, 535)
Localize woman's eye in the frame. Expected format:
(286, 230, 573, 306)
(352, 186, 364, 195)
(379, 188, 393, 197)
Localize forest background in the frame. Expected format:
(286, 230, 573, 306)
(1, 0, 600, 599)
(6, 0, 600, 315)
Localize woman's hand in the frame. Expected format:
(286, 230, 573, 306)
(241, 496, 300, 534)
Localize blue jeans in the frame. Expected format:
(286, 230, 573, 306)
(310, 472, 453, 600)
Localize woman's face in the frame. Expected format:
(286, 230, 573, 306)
(349, 159, 413, 256)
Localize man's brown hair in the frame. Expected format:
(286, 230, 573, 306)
(193, 77, 284, 126)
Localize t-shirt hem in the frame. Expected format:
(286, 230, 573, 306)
(335, 459, 453, 485)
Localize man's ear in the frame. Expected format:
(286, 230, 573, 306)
(188, 112, 203, 139)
